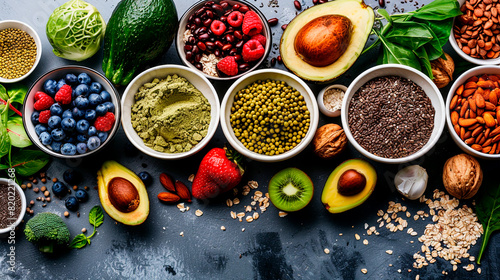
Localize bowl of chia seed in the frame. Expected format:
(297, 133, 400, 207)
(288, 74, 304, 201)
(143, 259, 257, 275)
(0, 178, 26, 238)
(341, 64, 446, 164)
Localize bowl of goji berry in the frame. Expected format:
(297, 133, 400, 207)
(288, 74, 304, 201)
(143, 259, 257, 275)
(22, 66, 121, 158)
(176, 0, 272, 80)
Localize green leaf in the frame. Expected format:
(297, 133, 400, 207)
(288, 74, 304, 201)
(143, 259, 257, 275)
(0, 120, 10, 159)
(69, 234, 90, 249)
(417, 18, 455, 49)
(414, 47, 433, 78)
(378, 9, 392, 24)
(89, 206, 104, 228)
(7, 116, 32, 148)
(0, 163, 9, 170)
(409, 0, 462, 21)
(386, 21, 434, 50)
(11, 149, 50, 176)
(376, 29, 421, 70)
(5, 84, 28, 105)
(476, 183, 500, 264)
(0, 84, 8, 101)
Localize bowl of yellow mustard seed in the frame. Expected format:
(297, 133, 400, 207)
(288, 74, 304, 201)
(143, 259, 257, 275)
(0, 20, 42, 83)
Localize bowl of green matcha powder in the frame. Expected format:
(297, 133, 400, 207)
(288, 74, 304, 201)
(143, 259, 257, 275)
(121, 65, 220, 159)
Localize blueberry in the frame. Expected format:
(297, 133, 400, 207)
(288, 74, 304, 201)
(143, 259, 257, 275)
(87, 126, 97, 136)
(138, 171, 152, 186)
(65, 196, 79, 211)
(76, 119, 90, 134)
(87, 136, 101, 151)
(103, 102, 115, 113)
(52, 181, 68, 198)
(74, 84, 89, 98)
(76, 143, 87, 154)
(89, 82, 102, 94)
(48, 116, 62, 128)
(50, 103, 63, 116)
(56, 79, 67, 91)
(75, 96, 89, 109)
(100, 90, 111, 102)
(51, 128, 66, 141)
(64, 134, 77, 143)
(63, 169, 81, 185)
(39, 131, 52, 145)
(77, 73, 91, 85)
(97, 132, 108, 143)
(75, 189, 89, 202)
(65, 73, 78, 85)
(84, 109, 96, 122)
(61, 118, 76, 132)
(76, 134, 88, 143)
(61, 143, 77, 155)
(95, 104, 108, 116)
(50, 141, 62, 152)
(88, 93, 102, 106)
(71, 107, 85, 119)
(43, 79, 58, 96)
(35, 124, 47, 136)
(62, 109, 73, 119)
(31, 111, 40, 125)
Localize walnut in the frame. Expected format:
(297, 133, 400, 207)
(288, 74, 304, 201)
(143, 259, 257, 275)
(431, 52, 454, 89)
(312, 123, 347, 159)
(442, 154, 483, 200)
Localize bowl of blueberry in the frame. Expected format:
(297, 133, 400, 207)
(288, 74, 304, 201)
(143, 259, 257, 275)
(176, 0, 272, 80)
(22, 66, 120, 158)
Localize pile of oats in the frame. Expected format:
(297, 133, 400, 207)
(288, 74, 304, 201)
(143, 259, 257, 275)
(227, 181, 271, 223)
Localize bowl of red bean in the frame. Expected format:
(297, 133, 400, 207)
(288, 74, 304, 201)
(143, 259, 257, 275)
(176, 0, 272, 80)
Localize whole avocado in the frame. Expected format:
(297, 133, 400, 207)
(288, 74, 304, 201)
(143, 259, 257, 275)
(102, 0, 178, 86)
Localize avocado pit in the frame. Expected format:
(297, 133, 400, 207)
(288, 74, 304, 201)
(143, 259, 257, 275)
(337, 169, 366, 196)
(108, 177, 140, 213)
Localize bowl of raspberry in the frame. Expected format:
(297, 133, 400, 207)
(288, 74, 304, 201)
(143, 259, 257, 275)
(176, 0, 272, 80)
(22, 66, 121, 158)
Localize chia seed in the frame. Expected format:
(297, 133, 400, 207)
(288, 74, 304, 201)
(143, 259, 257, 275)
(347, 76, 435, 159)
(0, 183, 22, 229)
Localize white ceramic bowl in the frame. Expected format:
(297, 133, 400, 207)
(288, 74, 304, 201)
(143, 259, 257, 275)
(221, 69, 319, 162)
(449, 0, 500, 65)
(121, 65, 220, 160)
(446, 65, 500, 159)
(0, 178, 26, 238)
(341, 64, 446, 164)
(176, 0, 272, 80)
(23, 66, 121, 159)
(0, 20, 42, 83)
(317, 84, 347, 117)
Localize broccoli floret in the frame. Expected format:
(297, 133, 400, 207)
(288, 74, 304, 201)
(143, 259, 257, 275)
(24, 212, 70, 253)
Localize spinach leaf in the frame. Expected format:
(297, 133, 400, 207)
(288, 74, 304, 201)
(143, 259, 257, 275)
(0, 163, 9, 170)
(89, 206, 104, 228)
(476, 183, 500, 264)
(408, 0, 462, 21)
(7, 116, 32, 148)
(376, 29, 421, 70)
(6, 84, 28, 105)
(0, 84, 8, 101)
(417, 18, 455, 49)
(414, 47, 433, 78)
(386, 21, 433, 50)
(0, 117, 10, 159)
(69, 234, 90, 249)
(11, 149, 50, 176)
(422, 27, 443, 61)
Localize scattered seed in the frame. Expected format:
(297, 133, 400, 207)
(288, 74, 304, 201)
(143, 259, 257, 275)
(40, 186, 46, 192)
(241, 228, 245, 232)
(324, 248, 330, 254)
(278, 211, 288, 218)
(355, 234, 360, 240)
(73, 185, 78, 191)
(33, 187, 39, 193)
(221, 226, 226, 231)
(233, 198, 240, 205)
(230, 211, 237, 219)
(188, 174, 195, 182)
(46, 197, 51, 202)
(386, 250, 393, 255)
(81, 228, 87, 233)
(64, 211, 69, 217)
(44, 191, 50, 197)
(363, 239, 369, 245)
(248, 181, 258, 189)
(180, 232, 184, 236)
(195, 209, 203, 217)
(27, 183, 32, 188)
(52, 178, 57, 183)
(361, 268, 367, 274)
(253, 212, 259, 220)
(226, 199, 233, 207)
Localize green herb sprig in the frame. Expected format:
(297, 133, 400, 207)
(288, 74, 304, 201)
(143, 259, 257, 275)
(363, 0, 462, 78)
(69, 206, 104, 249)
(475, 184, 500, 264)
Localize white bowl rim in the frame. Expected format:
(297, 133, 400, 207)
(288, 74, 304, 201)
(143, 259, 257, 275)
(317, 84, 347, 117)
(0, 178, 26, 235)
(446, 65, 500, 159)
(341, 64, 446, 164)
(121, 64, 220, 160)
(0, 20, 42, 83)
(221, 68, 319, 162)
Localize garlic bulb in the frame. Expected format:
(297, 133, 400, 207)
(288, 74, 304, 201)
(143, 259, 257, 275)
(394, 165, 428, 200)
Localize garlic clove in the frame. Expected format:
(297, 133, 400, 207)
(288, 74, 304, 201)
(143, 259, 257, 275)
(394, 165, 428, 200)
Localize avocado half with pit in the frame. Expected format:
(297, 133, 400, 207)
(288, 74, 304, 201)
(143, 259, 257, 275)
(97, 160, 149, 225)
(280, 0, 374, 82)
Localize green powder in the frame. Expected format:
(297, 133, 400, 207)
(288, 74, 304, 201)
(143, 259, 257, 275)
(130, 74, 211, 153)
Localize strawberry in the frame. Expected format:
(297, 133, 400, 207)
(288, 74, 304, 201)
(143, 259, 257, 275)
(192, 147, 245, 200)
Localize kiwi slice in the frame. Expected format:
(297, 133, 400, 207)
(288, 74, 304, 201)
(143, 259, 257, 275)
(268, 167, 314, 212)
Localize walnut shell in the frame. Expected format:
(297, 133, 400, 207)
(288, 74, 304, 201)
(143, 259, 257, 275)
(312, 123, 347, 159)
(431, 52, 454, 89)
(442, 154, 483, 200)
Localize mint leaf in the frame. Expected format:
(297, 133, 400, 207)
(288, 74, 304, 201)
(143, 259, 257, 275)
(69, 234, 89, 249)
(6, 84, 28, 105)
(89, 206, 104, 228)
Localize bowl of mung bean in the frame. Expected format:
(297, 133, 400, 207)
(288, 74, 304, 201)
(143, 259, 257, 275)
(220, 69, 319, 162)
(0, 20, 42, 83)
(341, 64, 446, 164)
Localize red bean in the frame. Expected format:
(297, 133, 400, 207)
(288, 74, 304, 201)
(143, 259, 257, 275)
(203, 18, 212, 26)
(195, 63, 203, 70)
(234, 54, 242, 61)
(185, 51, 193, 61)
(225, 34, 235, 43)
(220, 16, 227, 22)
(204, 1, 214, 7)
(212, 4, 223, 13)
(271, 57, 276, 66)
(195, 7, 206, 16)
(192, 45, 199, 54)
(194, 17, 202, 26)
(215, 40, 224, 48)
(232, 4, 240, 11)
(195, 54, 202, 62)
(234, 30, 243, 39)
(229, 48, 237, 56)
(197, 41, 207, 51)
(281, 24, 288, 30)
(214, 49, 221, 57)
(222, 44, 232, 51)
(239, 63, 250, 71)
(239, 6, 249, 13)
(206, 41, 215, 49)
(184, 44, 193, 51)
(294, 0, 301, 10)
(379, 0, 385, 7)
(199, 33, 210, 41)
(206, 10, 214, 19)
(277, 56, 282, 63)
(188, 36, 196, 44)
(235, 40, 244, 48)
(220, 1, 229, 9)
(267, 18, 278, 26)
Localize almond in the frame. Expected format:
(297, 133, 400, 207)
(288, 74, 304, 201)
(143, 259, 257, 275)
(158, 192, 181, 203)
(451, 95, 459, 110)
(471, 144, 483, 151)
(160, 173, 176, 192)
(484, 113, 496, 127)
(459, 118, 478, 127)
(175, 180, 192, 202)
(489, 126, 500, 137)
(460, 100, 469, 117)
(469, 98, 477, 112)
(456, 84, 464, 95)
(451, 111, 459, 125)
(463, 88, 476, 97)
(476, 93, 486, 108)
(485, 101, 496, 111)
(490, 90, 498, 105)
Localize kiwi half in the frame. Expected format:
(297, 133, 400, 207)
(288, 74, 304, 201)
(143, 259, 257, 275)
(268, 167, 314, 212)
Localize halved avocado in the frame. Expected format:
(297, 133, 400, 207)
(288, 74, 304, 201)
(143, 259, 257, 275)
(280, 0, 374, 82)
(97, 160, 149, 225)
(321, 159, 377, 213)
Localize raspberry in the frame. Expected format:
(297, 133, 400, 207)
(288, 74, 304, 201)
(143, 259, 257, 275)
(210, 20, 226, 36)
(38, 110, 51, 124)
(34, 91, 48, 101)
(55, 84, 73, 105)
(217, 56, 238, 76)
(227, 11, 243, 27)
(242, 40, 265, 62)
(34, 93, 55, 111)
(251, 34, 267, 48)
(94, 112, 115, 132)
(242, 11, 263, 36)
